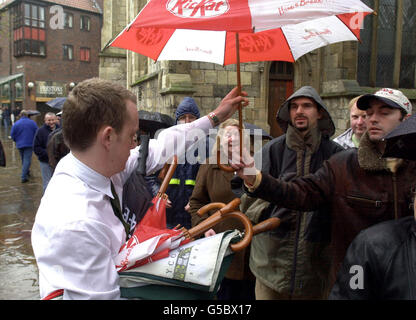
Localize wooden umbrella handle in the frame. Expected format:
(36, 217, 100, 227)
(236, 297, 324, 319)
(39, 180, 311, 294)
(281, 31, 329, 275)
(157, 155, 178, 196)
(216, 135, 236, 172)
(197, 198, 240, 216)
(252, 217, 281, 235)
(185, 210, 253, 252)
(222, 211, 253, 252)
(197, 202, 226, 217)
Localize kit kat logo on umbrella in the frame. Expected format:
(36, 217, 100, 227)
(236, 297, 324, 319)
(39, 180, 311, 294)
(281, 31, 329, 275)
(240, 34, 274, 53)
(136, 28, 164, 46)
(167, 0, 230, 18)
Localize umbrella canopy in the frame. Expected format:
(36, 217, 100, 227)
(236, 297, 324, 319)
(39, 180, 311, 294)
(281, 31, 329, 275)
(383, 114, 416, 161)
(128, 0, 372, 33)
(46, 97, 66, 110)
(138, 110, 175, 134)
(27, 110, 40, 116)
(110, 2, 373, 65)
(243, 122, 272, 140)
(110, 0, 372, 172)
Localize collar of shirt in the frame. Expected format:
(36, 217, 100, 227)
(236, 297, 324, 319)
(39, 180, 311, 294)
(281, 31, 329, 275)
(66, 152, 114, 200)
(351, 133, 360, 148)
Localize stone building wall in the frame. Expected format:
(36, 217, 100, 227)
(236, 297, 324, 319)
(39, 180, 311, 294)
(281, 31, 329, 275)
(98, 0, 127, 86)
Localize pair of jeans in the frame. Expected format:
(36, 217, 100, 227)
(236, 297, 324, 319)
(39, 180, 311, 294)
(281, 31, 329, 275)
(18, 147, 33, 181)
(3, 118, 9, 130)
(39, 161, 53, 192)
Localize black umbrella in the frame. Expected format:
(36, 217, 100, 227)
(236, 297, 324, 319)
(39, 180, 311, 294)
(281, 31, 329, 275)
(27, 110, 40, 117)
(243, 122, 272, 140)
(46, 97, 66, 110)
(383, 113, 416, 160)
(138, 110, 175, 135)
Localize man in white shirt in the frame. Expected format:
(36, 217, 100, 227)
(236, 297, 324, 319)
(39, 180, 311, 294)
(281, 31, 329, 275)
(31, 78, 248, 300)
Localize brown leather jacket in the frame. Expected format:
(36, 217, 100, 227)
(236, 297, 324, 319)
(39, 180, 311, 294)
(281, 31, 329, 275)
(247, 132, 416, 289)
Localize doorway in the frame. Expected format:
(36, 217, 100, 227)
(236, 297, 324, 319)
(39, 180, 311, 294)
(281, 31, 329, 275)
(268, 62, 294, 138)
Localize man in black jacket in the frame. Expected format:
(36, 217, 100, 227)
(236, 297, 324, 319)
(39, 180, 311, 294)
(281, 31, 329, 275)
(33, 112, 58, 192)
(329, 199, 416, 300)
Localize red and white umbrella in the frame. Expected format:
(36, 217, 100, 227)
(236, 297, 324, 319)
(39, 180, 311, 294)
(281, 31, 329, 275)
(110, 12, 372, 66)
(127, 0, 372, 33)
(110, 0, 373, 65)
(109, 0, 372, 170)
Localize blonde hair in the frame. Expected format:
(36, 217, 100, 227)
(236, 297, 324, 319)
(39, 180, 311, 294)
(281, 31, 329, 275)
(348, 95, 363, 111)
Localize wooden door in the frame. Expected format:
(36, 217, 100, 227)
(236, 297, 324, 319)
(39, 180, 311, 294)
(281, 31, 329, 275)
(268, 62, 294, 138)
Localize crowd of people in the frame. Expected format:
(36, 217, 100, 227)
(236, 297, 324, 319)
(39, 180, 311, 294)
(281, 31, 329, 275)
(2, 77, 415, 300)
(8, 110, 60, 188)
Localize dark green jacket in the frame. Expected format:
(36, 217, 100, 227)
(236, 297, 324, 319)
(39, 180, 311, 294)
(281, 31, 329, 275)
(243, 86, 343, 298)
(246, 128, 342, 298)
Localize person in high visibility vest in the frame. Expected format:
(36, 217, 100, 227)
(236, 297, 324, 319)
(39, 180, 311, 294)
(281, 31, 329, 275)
(165, 97, 201, 229)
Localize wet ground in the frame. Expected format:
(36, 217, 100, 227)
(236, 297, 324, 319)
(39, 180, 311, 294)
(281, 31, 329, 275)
(0, 127, 42, 300)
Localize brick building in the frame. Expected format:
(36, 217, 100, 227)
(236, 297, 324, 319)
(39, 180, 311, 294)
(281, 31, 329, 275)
(0, 0, 102, 117)
(101, 0, 416, 138)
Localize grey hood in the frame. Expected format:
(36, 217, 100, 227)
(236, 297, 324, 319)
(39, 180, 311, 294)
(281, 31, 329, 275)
(277, 86, 336, 137)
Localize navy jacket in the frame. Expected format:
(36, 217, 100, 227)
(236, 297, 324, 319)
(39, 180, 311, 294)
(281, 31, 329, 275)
(165, 159, 200, 229)
(165, 97, 201, 229)
(34, 124, 58, 163)
(10, 117, 38, 149)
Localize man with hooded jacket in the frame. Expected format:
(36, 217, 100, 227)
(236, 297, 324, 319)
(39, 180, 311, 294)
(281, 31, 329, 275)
(242, 86, 343, 300)
(165, 97, 201, 229)
(234, 88, 416, 295)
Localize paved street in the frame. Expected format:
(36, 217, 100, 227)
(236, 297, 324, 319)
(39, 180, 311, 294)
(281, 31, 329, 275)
(0, 127, 42, 300)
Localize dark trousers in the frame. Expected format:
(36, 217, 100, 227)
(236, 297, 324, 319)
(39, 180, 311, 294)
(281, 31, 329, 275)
(18, 147, 33, 180)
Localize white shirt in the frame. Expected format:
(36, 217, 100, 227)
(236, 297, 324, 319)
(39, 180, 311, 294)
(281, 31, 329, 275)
(31, 117, 212, 299)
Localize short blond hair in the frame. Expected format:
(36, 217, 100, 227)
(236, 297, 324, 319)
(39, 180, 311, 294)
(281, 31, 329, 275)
(348, 96, 363, 111)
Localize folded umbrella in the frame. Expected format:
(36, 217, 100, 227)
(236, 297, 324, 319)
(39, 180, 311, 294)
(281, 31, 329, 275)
(119, 198, 281, 300)
(115, 155, 191, 272)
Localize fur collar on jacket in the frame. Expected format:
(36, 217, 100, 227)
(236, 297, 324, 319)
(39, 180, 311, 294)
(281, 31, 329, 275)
(358, 132, 403, 172)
